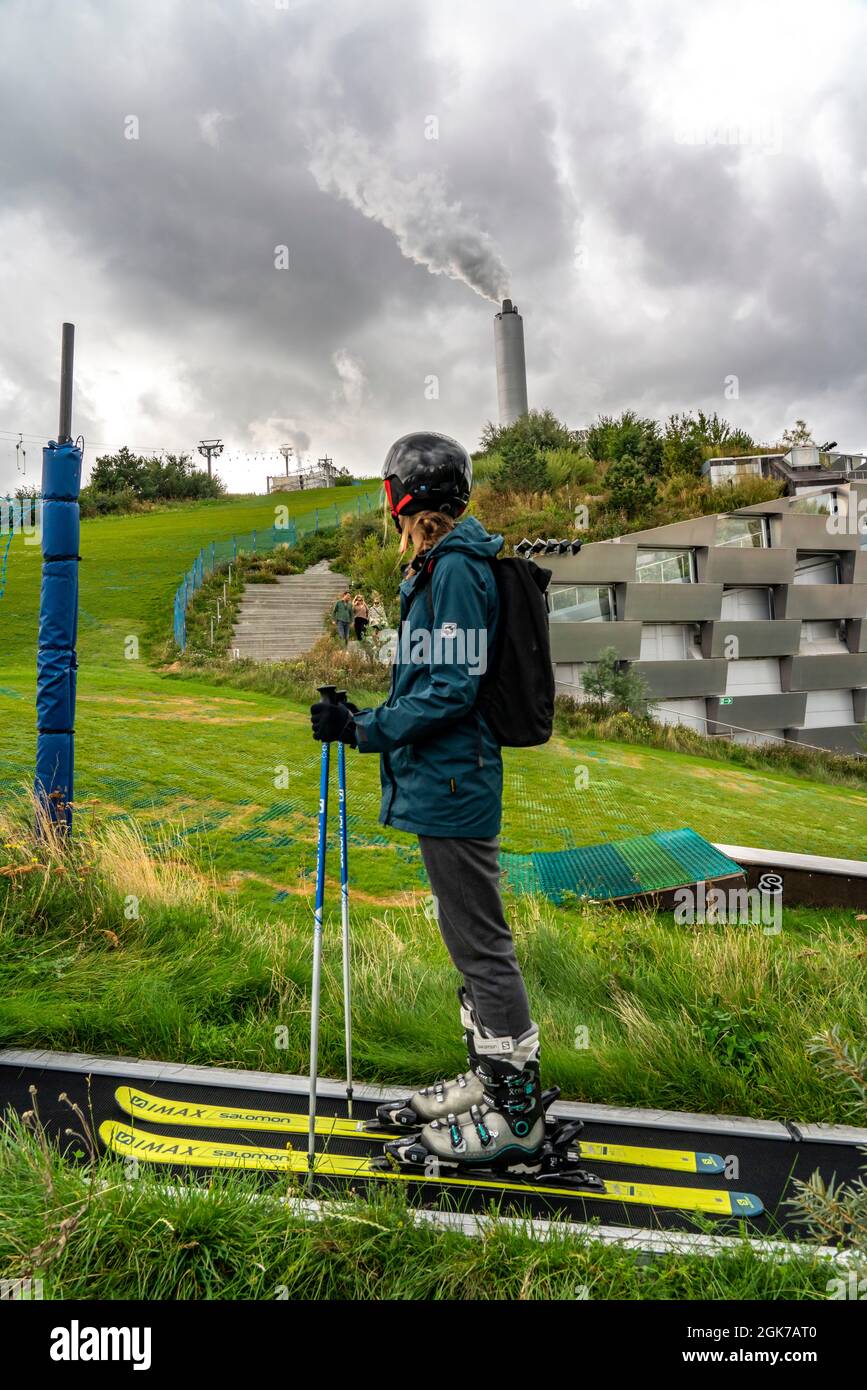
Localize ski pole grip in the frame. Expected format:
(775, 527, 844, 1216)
(317, 684, 338, 705)
(335, 689, 348, 706)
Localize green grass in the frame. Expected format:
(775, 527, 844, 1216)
(0, 484, 379, 678)
(1, 816, 864, 1123)
(0, 1119, 842, 1301)
(1, 494, 865, 1109)
(2, 491, 866, 1301)
(3, 494, 864, 887)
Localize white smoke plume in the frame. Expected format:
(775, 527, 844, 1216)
(332, 349, 367, 411)
(309, 127, 510, 303)
(250, 416, 311, 458)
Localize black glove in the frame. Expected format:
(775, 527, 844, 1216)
(310, 700, 358, 745)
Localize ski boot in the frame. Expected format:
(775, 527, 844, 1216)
(400, 1022, 548, 1171)
(371, 989, 487, 1131)
(374, 1021, 604, 1192)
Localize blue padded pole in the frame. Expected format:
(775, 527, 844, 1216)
(35, 323, 80, 832)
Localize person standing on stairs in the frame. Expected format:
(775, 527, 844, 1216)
(331, 590, 353, 645)
(352, 593, 370, 641)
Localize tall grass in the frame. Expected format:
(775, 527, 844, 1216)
(0, 1117, 838, 1300)
(1, 799, 864, 1122)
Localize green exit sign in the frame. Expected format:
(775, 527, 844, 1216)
(719, 697, 734, 705)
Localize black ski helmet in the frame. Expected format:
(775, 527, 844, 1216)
(381, 431, 472, 531)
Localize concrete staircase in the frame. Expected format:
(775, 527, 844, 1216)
(231, 560, 350, 662)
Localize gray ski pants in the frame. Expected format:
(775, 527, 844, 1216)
(417, 834, 532, 1039)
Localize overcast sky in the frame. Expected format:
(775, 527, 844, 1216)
(1, 0, 866, 495)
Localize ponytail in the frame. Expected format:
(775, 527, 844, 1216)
(399, 509, 456, 569)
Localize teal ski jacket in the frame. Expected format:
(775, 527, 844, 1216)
(353, 517, 503, 838)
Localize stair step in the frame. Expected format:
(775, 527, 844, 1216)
(229, 565, 352, 663)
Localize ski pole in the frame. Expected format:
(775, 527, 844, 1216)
(335, 690, 354, 1117)
(308, 683, 337, 1179)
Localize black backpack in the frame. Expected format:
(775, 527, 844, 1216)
(411, 554, 555, 747)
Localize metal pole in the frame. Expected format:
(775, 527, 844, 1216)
(336, 700, 353, 1115)
(308, 685, 337, 1180)
(58, 323, 75, 443)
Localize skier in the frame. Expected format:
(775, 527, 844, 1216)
(310, 431, 546, 1172)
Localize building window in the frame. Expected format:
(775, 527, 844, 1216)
(705, 458, 764, 481)
(549, 584, 615, 622)
(799, 620, 848, 654)
(793, 554, 842, 585)
(553, 662, 591, 700)
(719, 587, 774, 620)
(790, 492, 840, 516)
(802, 689, 854, 728)
(639, 623, 701, 660)
(635, 548, 694, 584)
(716, 515, 769, 548)
(723, 658, 782, 695)
(653, 698, 708, 732)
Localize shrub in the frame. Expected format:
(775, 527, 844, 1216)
(580, 647, 649, 716)
(544, 449, 597, 488)
(662, 413, 706, 477)
(494, 436, 550, 493)
(342, 531, 402, 621)
(604, 456, 658, 517)
(585, 411, 663, 474)
(79, 486, 139, 518)
(479, 409, 577, 457)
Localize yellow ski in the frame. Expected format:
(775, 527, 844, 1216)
(114, 1086, 725, 1175)
(99, 1120, 762, 1217)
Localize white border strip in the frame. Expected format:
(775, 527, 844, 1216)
(2, 1048, 865, 1144)
(153, 1184, 850, 1267)
(714, 843, 867, 879)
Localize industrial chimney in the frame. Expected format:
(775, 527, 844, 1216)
(494, 299, 528, 425)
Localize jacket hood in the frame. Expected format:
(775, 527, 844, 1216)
(432, 514, 504, 562)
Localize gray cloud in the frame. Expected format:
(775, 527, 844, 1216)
(0, 0, 866, 498)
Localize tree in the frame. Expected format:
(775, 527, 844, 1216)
(585, 411, 663, 474)
(494, 435, 550, 492)
(581, 647, 649, 716)
(604, 455, 658, 516)
(662, 413, 705, 477)
(782, 419, 814, 447)
(87, 447, 224, 501)
(89, 445, 145, 494)
(693, 410, 755, 454)
(479, 409, 577, 457)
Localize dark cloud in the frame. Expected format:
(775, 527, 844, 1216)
(0, 0, 865, 496)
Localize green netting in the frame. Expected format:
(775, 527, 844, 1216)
(0, 746, 741, 907)
(500, 830, 742, 904)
